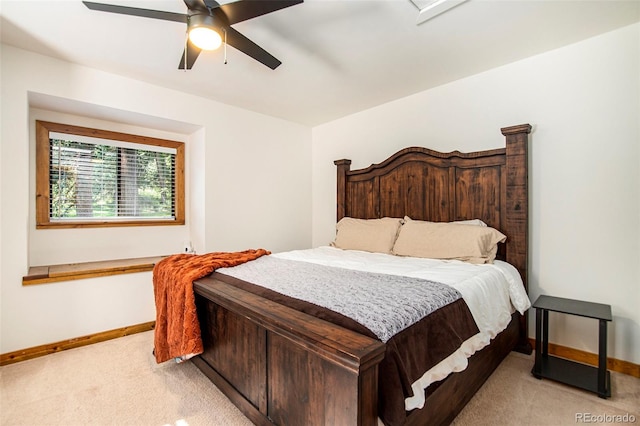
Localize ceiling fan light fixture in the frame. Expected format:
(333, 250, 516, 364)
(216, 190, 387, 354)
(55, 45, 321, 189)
(188, 14, 222, 50)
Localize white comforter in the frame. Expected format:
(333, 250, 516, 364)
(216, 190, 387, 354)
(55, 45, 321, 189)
(274, 246, 531, 410)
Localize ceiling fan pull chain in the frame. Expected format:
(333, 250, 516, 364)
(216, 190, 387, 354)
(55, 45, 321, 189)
(224, 28, 228, 65)
(183, 30, 188, 71)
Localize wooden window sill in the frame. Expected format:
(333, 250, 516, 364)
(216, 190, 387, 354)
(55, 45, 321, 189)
(22, 255, 169, 285)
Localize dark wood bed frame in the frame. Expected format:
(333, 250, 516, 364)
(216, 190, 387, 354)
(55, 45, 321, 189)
(192, 123, 532, 426)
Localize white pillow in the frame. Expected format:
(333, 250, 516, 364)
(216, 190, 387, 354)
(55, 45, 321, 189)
(451, 218, 487, 227)
(402, 216, 488, 227)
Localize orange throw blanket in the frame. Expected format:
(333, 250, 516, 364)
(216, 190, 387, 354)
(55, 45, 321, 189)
(152, 249, 270, 363)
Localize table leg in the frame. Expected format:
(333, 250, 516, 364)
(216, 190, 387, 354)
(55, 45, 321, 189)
(542, 309, 549, 356)
(534, 308, 542, 378)
(598, 319, 608, 398)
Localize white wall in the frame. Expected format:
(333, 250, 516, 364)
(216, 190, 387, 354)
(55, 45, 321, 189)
(312, 24, 640, 364)
(0, 45, 311, 353)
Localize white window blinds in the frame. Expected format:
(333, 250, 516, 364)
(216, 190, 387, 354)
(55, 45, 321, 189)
(48, 132, 176, 221)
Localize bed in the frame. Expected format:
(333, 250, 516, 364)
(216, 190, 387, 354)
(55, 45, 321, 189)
(190, 123, 533, 425)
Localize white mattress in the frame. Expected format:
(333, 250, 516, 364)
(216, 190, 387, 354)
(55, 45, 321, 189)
(273, 246, 531, 410)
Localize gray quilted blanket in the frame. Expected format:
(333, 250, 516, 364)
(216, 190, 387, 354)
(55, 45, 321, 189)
(217, 256, 462, 343)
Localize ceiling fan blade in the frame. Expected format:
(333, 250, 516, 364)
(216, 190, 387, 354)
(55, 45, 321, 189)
(218, 0, 303, 25)
(178, 40, 203, 70)
(225, 27, 281, 69)
(183, 0, 210, 14)
(83, 1, 187, 23)
(203, 0, 221, 9)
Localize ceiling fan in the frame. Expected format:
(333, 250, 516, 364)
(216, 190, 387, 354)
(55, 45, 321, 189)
(82, 0, 303, 70)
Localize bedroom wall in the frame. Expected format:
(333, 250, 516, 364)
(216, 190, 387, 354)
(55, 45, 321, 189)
(311, 23, 640, 364)
(0, 45, 311, 354)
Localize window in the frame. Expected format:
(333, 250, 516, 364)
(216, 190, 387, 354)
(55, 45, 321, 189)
(36, 120, 185, 228)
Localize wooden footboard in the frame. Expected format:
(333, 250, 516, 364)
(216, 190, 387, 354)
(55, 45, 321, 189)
(193, 276, 386, 426)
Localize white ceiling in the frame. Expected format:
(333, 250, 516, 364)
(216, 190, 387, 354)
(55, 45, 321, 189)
(1, 0, 639, 126)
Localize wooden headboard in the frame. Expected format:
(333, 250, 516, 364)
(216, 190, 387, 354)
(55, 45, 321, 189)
(335, 124, 532, 350)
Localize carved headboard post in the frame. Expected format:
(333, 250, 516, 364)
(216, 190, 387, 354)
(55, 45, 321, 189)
(501, 123, 532, 354)
(334, 159, 352, 222)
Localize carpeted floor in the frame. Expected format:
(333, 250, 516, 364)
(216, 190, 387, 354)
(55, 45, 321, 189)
(1, 331, 638, 426)
(452, 351, 639, 425)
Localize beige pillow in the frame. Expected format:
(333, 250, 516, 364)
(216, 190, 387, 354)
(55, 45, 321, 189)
(332, 217, 403, 254)
(392, 218, 506, 264)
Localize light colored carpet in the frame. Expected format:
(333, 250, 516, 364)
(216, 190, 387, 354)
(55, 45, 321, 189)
(1, 331, 638, 426)
(452, 351, 639, 426)
(0, 331, 252, 426)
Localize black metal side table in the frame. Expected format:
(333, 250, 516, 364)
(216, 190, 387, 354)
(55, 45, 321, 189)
(531, 295, 612, 398)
